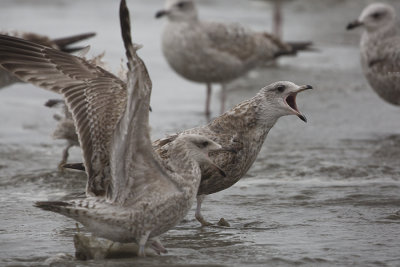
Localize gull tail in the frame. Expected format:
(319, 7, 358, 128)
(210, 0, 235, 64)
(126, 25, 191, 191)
(35, 201, 71, 214)
(63, 162, 86, 172)
(35, 201, 89, 222)
(51, 32, 96, 53)
(274, 41, 315, 58)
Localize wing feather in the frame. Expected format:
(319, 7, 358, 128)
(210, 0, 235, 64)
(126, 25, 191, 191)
(0, 34, 126, 196)
(108, 0, 178, 205)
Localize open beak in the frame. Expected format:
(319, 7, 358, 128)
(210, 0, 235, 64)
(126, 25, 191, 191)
(155, 9, 169, 18)
(285, 85, 312, 123)
(346, 20, 363, 30)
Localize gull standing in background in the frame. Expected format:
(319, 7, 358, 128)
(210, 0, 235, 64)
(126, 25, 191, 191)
(0, 0, 224, 256)
(347, 3, 400, 106)
(156, 0, 312, 118)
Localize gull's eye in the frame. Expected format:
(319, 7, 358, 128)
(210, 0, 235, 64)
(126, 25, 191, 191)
(177, 2, 186, 8)
(371, 12, 382, 19)
(276, 85, 285, 93)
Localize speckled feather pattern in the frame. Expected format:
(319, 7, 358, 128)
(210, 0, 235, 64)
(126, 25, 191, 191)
(0, 30, 95, 89)
(154, 91, 279, 195)
(355, 3, 400, 106)
(161, 16, 290, 84)
(361, 31, 400, 105)
(1, 0, 220, 248)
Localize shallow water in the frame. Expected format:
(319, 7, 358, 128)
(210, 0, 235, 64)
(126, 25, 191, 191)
(1, 0, 400, 266)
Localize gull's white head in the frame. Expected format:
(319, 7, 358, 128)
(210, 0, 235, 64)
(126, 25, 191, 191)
(155, 0, 198, 22)
(347, 3, 396, 33)
(257, 81, 312, 123)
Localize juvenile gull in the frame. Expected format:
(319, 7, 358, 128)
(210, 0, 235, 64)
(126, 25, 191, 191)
(156, 0, 312, 117)
(154, 81, 312, 225)
(55, 81, 312, 226)
(347, 3, 400, 106)
(0, 30, 95, 89)
(0, 0, 225, 256)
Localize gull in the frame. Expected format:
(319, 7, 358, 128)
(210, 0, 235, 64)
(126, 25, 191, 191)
(0, 30, 95, 89)
(156, 0, 312, 117)
(0, 0, 224, 256)
(347, 2, 400, 106)
(51, 81, 312, 227)
(154, 81, 312, 226)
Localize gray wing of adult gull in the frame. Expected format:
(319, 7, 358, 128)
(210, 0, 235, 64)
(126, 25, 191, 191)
(108, 0, 178, 205)
(0, 34, 127, 196)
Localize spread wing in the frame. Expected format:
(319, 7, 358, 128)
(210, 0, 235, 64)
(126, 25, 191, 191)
(0, 30, 96, 53)
(0, 34, 127, 196)
(107, 0, 179, 205)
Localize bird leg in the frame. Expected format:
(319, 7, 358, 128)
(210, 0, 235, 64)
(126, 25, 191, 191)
(150, 237, 168, 254)
(138, 231, 151, 257)
(205, 83, 212, 119)
(273, 0, 283, 39)
(195, 195, 212, 226)
(58, 143, 73, 170)
(220, 83, 227, 115)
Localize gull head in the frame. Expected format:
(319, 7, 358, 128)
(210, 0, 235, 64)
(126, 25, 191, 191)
(175, 134, 226, 177)
(178, 134, 222, 154)
(257, 81, 312, 123)
(347, 3, 396, 32)
(155, 0, 198, 22)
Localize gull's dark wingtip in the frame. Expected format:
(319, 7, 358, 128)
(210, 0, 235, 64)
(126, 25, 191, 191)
(119, 0, 133, 57)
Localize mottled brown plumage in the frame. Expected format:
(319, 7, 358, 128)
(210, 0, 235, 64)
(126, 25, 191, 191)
(0, 30, 95, 89)
(347, 3, 400, 106)
(2, 0, 223, 256)
(154, 81, 312, 225)
(156, 0, 312, 116)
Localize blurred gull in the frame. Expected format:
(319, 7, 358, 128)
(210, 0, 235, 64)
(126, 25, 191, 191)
(44, 99, 79, 170)
(43, 53, 116, 170)
(347, 2, 400, 106)
(0, 30, 95, 89)
(0, 0, 224, 256)
(156, 0, 312, 118)
(154, 81, 312, 226)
